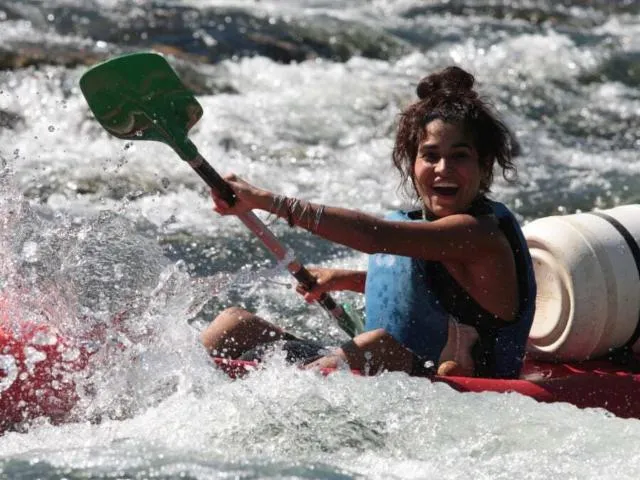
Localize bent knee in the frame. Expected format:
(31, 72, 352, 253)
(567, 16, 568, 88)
(200, 307, 283, 355)
(215, 306, 254, 324)
(200, 306, 252, 346)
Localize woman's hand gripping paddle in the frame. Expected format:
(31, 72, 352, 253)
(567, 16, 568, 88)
(78, 52, 362, 337)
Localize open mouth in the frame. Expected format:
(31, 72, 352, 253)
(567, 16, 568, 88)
(432, 185, 459, 197)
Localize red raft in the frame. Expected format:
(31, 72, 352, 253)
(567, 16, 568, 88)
(3, 327, 639, 433)
(0, 323, 90, 433)
(212, 355, 640, 419)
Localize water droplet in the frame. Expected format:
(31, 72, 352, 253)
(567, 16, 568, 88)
(31, 329, 58, 346)
(0, 355, 18, 392)
(61, 347, 81, 362)
(23, 346, 47, 374)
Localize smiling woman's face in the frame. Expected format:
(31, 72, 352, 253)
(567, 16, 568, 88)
(413, 119, 483, 217)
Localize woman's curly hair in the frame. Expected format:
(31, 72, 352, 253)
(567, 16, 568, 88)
(392, 66, 518, 197)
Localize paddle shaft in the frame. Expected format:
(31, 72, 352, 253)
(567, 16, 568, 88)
(187, 152, 356, 334)
(78, 52, 360, 336)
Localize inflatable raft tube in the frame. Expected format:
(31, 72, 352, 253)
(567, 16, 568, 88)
(2, 336, 638, 435)
(212, 356, 640, 420)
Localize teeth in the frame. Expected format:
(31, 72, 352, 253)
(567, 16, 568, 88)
(434, 182, 458, 188)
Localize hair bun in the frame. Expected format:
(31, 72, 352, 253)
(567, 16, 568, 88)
(416, 66, 477, 99)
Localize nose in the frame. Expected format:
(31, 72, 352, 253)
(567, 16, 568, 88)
(434, 156, 450, 174)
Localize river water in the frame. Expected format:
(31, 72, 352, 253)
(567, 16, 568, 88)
(1, 0, 639, 478)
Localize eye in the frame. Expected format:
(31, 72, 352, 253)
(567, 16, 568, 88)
(452, 151, 471, 161)
(420, 151, 440, 163)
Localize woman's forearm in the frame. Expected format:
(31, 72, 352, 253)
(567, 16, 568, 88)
(333, 269, 367, 294)
(259, 194, 386, 254)
(221, 182, 495, 263)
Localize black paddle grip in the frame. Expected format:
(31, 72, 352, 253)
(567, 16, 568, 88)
(291, 266, 338, 310)
(190, 159, 237, 205)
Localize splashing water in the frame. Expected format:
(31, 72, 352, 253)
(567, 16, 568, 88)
(0, 162, 300, 435)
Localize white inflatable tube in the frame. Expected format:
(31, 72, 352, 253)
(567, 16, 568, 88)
(523, 205, 640, 361)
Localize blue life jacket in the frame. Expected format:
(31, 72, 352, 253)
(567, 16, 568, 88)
(363, 199, 536, 378)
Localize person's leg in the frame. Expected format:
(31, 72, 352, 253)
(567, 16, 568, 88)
(200, 306, 289, 358)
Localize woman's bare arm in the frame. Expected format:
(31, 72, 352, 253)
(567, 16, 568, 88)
(210, 176, 508, 264)
(294, 203, 507, 263)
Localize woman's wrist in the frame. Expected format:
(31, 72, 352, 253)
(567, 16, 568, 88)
(264, 193, 289, 224)
(263, 195, 325, 232)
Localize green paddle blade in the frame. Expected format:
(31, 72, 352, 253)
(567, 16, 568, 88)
(79, 52, 202, 160)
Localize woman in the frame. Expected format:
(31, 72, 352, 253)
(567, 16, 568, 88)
(202, 66, 536, 379)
